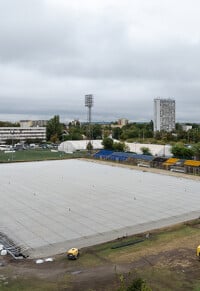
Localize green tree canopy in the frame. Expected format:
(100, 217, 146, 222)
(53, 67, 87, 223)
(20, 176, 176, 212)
(171, 143, 194, 159)
(192, 143, 200, 160)
(118, 275, 152, 291)
(112, 127, 122, 140)
(102, 137, 114, 150)
(86, 141, 93, 151)
(113, 141, 126, 152)
(140, 147, 152, 155)
(46, 115, 63, 142)
(0, 121, 20, 127)
(92, 124, 102, 139)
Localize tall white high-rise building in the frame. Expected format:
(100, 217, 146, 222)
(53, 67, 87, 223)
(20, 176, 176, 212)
(154, 98, 176, 132)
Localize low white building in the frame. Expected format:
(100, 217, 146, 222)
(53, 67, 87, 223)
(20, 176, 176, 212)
(58, 140, 103, 153)
(58, 139, 172, 157)
(182, 125, 192, 132)
(126, 142, 172, 157)
(0, 127, 46, 143)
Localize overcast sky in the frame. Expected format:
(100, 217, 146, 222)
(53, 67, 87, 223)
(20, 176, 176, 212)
(0, 0, 200, 123)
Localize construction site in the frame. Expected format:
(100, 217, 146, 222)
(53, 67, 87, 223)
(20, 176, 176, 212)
(0, 158, 200, 259)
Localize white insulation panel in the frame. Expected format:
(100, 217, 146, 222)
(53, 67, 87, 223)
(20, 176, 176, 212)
(0, 159, 199, 258)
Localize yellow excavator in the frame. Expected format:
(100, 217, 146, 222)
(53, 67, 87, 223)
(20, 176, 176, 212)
(67, 248, 79, 260)
(196, 245, 200, 259)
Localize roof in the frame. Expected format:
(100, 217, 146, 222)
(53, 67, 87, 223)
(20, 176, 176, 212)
(94, 150, 154, 161)
(1, 159, 200, 258)
(58, 140, 103, 153)
(128, 154, 154, 161)
(163, 158, 179, 166)
(126, 143, 172, 157)
(59, 140, 173, 157)
(152, 157, 168, 162)
(184, 160, 200, 167)
(67, 248, 78, 253)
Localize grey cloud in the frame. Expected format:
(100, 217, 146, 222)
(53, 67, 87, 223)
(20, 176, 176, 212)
(0, 0, 200, 122)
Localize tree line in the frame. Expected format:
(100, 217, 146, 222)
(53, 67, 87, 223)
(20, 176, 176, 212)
(1, 116, 200, 160)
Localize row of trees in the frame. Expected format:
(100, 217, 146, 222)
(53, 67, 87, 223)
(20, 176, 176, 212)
(46, 116, 102, 143)
(0, 121, 20, 127)
(46, 117, 155, 143)
(102, 137, 152, 155)
(102, 137, 127, 152)
(46, 116, 200, 144)
(171, 143, 200, 160)
(113, 122, 200, 144)
(45, 116, 200, 160)
(1, 115, 200, 160)
(101, 138, 200, 159)
(3, 115, 198, 159)
(1, 115, 199, 145)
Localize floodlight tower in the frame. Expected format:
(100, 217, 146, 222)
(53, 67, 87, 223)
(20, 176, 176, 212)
(85, 94, 94, 152)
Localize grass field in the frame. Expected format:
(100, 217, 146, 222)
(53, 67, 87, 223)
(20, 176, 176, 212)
(0, 149, 87, 163)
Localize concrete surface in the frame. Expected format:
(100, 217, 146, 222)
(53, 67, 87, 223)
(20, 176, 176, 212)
(0, 159, 199, 258)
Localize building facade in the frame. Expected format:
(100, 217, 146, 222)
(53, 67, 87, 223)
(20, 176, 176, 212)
(118, 118, 129, 126)
(20, 120, 48, 127)
(154, 98, 176, 132)
(181, 124, 192, 132)
(0, 127, 46, 144)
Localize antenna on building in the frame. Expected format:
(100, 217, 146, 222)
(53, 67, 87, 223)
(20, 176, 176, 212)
(85, 94, 94, 153)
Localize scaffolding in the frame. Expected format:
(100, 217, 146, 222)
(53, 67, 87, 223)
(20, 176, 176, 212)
(0, 230, 28, 259)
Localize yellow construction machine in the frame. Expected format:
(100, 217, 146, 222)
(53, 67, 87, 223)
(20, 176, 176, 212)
(196, 245, 200, 259)
(67, 248, 79, 260)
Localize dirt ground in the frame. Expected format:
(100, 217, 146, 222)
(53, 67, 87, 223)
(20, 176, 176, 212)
(1, 161, 200, 290)
(1, 231, 200, 291)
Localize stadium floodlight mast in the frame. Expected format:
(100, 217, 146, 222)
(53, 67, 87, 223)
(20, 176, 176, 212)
(85, 94, 94, 153)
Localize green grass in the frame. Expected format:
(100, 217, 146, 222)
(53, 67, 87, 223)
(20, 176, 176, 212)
(0, 149, 87, 163)
(0, 276, 72, 291)
(133, 267, 191, 291)
(193, 282, 200, 291)
(75, 223, 200, 268)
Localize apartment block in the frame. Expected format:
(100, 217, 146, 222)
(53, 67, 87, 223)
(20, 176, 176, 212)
(154, 98, 176, 132)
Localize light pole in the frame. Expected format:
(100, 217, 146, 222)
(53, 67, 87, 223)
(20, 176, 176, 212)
(10, 129, 14, 161)
(85, 94, 94, 154)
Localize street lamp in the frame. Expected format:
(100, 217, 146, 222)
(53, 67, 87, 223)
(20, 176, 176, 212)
(85, 94, 94, 154)
(10, 130, 14, 161)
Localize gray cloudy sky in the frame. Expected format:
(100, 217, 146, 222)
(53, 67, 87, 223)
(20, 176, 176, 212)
(0, 0, 200, 123)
